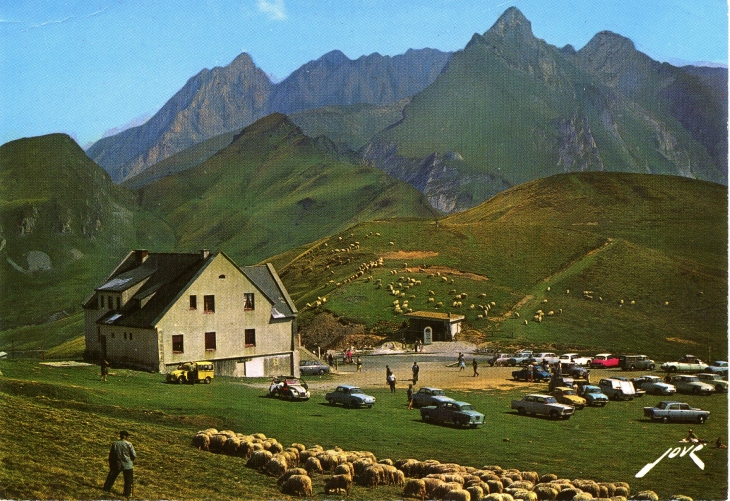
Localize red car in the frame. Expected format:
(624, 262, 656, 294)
(590, 353, 619, 368)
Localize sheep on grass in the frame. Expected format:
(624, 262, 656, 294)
(280, 474, 313, 497)
(277, 468, 308, 485)
(324, 473, 352, 496)
(403, 478, 427, 500)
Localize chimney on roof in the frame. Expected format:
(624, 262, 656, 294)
(135, 249, 149, 264)
(200, 249, 210, 260)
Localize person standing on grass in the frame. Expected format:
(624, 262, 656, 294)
(458, 352, 465, 371)
(100, 359, 110, 382)
(103, 430, 136, 498)
(472, 358, 479, 377)
(407, 383, 414, 410)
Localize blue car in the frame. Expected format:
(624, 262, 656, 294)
(577, 384, 609, 407)
(325, 385, 375, 408)
(512, 366, 551, 382)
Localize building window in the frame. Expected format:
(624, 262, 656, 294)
(219, 274, 226, 279)
(116, 297, 121, 310)
(123, 332, 127, 340)
(129, 333, 133, 341)
(244, 293, 255, 310)
(172, 335, 184, 354)
(204, 295, 215, 313)
(189, 295, 197, 310)
(205, 331, 216, 351)
(244, 329, 256, 347)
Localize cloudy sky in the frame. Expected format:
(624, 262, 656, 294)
(1, 0, 727, 148)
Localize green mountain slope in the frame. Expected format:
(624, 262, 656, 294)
(136, 113, 439, 265)
(0, 134, 175, 329)
(363, 7, 726, 213)
(272, 172, 727, 361)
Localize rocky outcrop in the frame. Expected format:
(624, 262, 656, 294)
(556, 116, 603, 172)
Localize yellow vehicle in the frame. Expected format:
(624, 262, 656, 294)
(166, 361, 214, 384)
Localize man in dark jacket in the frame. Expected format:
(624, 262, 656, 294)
(103, 430, 137, 497)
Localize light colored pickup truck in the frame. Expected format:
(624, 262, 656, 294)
(661, 355, 709, 373)
(511, 393, 575, 420)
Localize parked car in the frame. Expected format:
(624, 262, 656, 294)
(707, 361, 728, 377)
(661, 355, 709, 373)
(631, 375, 676, 395)
(618, 354, 656, 371)
(488, 353, 513, 366)
(548, 375, 575, 391)
(613, 376, 646, 397)
(506, 351, 534, 367)
(325, 385, 375, 408)
(420, 400, 485, 428)
(511, 394, 575, 420)
(560, 363, 590, 380)
(299, 359, 331, 375)
(512, 365, 551, 382)
(559, 353, 592, 366)
(166, 361, 214, 384)
(492, 354, 515, 367)
(643, 401, 710, 424)
(551, 386, 586, 410)
(590, 353, 619, 369)
(267, 376, 310, 401)
(696, 373, 729, 393)
(411, 387, 454, 408)
(670, 374, 715, 395)
(598, 378, 638, 400)
(532, 352, 560, 365)
(576, 384, 609, 406)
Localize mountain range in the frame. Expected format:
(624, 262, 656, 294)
(88, 7, 726, 215)
(87, 48, 451, 182)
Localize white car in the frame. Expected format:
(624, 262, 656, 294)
(559, 353, 592, 366)
(670, 375, 715, 395)
(632, 375, 676, 395)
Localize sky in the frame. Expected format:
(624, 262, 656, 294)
(1, 0, 727, 148)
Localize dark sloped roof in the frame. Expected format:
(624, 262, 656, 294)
(242, 263, 298, 318)
(92, 252, 296, 329)
(93, 252, 210, 328)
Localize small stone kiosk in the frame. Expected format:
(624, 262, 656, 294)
(405, 311, 465, 345)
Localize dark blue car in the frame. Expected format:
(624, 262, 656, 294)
(512, 366, 551, 382)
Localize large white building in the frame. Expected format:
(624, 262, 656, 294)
(83, 249, 298, 377)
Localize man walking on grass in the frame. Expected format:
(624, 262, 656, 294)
(103, 430, 136, 498)
(472, 358, 479, 377)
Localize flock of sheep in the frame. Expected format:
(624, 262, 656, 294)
(190, 428, 691, 500)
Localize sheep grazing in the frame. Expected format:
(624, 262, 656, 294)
(246, 449, 273, 470)
(280, 474, 313, 497)
(403, 478, 427, 500)
(303, 456, 323, 475)
(192, 432, 211, 451)
(631, 491, 659, 501)
(444, 488, 472, 501)
(324, 473, 352, 496)
(277, 468, 308, 485)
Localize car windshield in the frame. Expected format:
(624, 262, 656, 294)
(432, 390, 445, 395)
(563, 390, 576, 395)
(349, 387, 364, 394)
(459, 404, 474, 411)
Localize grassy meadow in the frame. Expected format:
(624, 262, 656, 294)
(0, 359, 727, 500)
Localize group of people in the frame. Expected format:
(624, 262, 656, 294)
(456, 352, 479, 377)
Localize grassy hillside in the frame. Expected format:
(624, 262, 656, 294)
(273, 173, 727, 361)
(137, 113, 438, 265)
(0, 360, 726, 500)
(289, 99, 409, 150)
(0, 134, 175, 329)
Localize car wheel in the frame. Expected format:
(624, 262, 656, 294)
(693, 387, 701, 394)
(205, 377, 211, 384)
(697, 415, 706, 424)
(510, 361, 516, 367)
(517, 407, 526, 415)
(422, 413, 429, 422)
(344, 401, 351, 409)
(630, 364, 636, 370)
(669, 366, 678, 372)
(662, 416, 669, 423)
(318, 369, 326, 375)
(549, 410, 560, 420)
(599, 402, 606, 407)
(328, 399, 335, 406)
(177, 376, 185, 384)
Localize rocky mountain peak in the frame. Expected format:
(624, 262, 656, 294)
(487, 6, 534, 42)
(580, 30, 638, 59)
